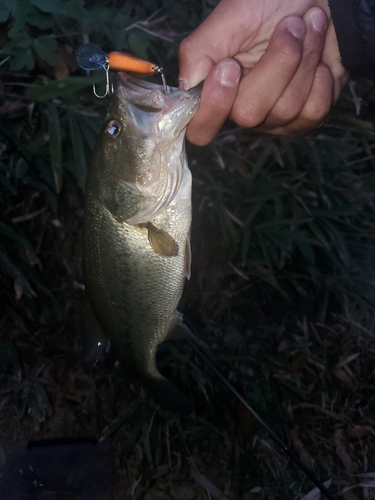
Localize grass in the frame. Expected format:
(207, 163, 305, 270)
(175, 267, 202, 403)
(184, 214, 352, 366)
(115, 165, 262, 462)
(1, 2, 375, 499)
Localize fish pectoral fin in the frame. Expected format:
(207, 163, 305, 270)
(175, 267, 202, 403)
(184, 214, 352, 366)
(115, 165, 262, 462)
(144, 222, 179, 256)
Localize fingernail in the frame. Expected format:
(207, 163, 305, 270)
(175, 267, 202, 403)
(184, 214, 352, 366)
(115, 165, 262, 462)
(285, 17, 305, 40)
(218, 61, 240, 87)
(309, 9, 327, 33)
(178, 78, 189, 90)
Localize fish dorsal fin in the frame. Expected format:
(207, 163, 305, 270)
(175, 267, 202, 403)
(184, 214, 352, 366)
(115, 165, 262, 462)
(144, 222, 179, 256)
(184, 234, 191, 280)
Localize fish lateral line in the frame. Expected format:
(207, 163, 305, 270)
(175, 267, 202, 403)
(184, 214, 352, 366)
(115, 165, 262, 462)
(76, 43, 168, 97)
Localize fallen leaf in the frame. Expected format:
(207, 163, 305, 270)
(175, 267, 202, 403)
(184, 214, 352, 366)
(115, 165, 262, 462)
(333, 367, 356, 392)
(290, 425, 315, 469)
(348, 425, 375, 439)
(334, 429, 358, 475)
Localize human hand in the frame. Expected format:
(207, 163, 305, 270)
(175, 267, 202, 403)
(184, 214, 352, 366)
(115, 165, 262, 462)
(178, 0, 348, 145)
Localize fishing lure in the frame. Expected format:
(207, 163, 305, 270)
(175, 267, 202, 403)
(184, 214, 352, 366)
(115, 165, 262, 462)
(76, 43, 167, 97)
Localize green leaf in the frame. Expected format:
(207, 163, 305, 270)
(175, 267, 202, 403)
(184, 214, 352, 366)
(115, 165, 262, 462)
(2, 36, 33, 54)
(0, 2, 12, 23)
(127, 33, 150, 61)
(100, 400, 142, 440)
(257, 232, 273, 271)
(191, 470, 229, 500)
(151, 465, 169, 479)
(308, 221, 330, 249)
(79, 113, 101, 149)
(30, 0, 62, 14)
(241, 229, 251, 265)
(28, 10, 55, 29)
(17, 381, 52, 425)
(0, 335, 22, 382)
(0, 250, 36, 297)
(33, 37, 58, 67)
(0, 172, 17, 195)
(46, 103, 62, 193)
(293, 238, 316, 267)
(62, 0, 85, 20)
(255, 218, 311, 231)
(68, 111, 88, 187)
(26, 76, 99, 101)
(9, 49, 34, 71)
(0, 222, 39, 265)
(248, 147, 273, 183)
(7, 2, 33, 39)
(244, 202, 263, 227)
(320, 219, 350, 264)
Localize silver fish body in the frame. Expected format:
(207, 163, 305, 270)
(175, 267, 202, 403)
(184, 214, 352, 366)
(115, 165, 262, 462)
(82, 73, 201, 410)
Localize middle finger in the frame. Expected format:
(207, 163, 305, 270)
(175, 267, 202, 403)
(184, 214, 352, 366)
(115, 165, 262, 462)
(261, 8, 328, 131)
(230, 16, 306, 128)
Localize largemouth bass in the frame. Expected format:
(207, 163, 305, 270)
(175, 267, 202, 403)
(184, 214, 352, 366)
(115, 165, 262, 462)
(82, 73, 201, 411)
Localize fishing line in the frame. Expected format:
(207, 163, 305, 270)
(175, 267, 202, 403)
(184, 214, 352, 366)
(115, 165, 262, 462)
(186, 335, 338, 500)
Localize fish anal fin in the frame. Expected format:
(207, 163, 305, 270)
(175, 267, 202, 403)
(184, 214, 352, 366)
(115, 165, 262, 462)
(143, 222, 179, 256)
(165, 312, 195, 341)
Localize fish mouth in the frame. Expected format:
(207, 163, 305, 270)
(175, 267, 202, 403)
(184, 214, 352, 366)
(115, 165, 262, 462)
(117, 71, 176, 97)
(116, 72, 201, 125)
(117, 71, 202, 97)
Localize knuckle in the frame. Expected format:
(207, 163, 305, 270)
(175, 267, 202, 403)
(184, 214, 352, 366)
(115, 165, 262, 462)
(302, 95, 331, 123)
(231, 103, 265, 128)
(270, 94, 301, 124)
(271, 82, 307, 124)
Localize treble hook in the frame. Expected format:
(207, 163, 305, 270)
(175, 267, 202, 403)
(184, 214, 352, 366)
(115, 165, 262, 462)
(93, 63, 111, 98)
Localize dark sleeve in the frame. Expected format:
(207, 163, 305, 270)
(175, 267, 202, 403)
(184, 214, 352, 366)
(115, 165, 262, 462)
(328, 0, 375, 78)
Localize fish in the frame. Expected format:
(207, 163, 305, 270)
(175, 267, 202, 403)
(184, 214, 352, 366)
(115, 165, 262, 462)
(82, 73, 201, 411)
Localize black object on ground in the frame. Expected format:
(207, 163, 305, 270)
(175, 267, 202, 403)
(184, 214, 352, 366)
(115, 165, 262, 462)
(0, 437, 114, 500)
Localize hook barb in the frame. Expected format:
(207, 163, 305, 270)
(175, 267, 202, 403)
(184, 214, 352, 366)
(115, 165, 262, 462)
(93, 64, 111, 98)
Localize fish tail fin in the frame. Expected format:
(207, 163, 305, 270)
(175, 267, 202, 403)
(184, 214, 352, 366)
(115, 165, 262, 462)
(146, 374, 193, 414)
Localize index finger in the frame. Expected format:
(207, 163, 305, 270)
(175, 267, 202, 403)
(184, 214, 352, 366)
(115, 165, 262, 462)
(178, 0, 256, 88)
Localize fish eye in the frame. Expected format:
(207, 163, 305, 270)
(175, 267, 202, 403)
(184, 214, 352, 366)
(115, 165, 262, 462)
(105, 120, 121, 138)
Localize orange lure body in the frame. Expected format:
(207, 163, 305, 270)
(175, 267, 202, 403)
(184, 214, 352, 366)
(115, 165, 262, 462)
(108, 52, 158, 75)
